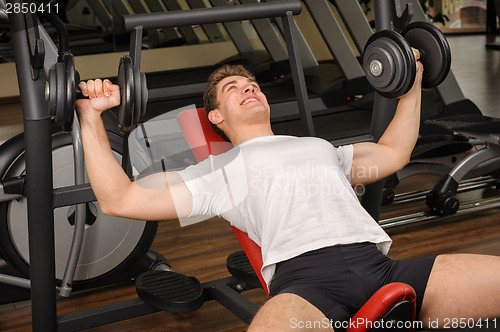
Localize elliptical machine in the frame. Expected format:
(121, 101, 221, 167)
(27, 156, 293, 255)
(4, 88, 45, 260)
(0, 3, 166, 305)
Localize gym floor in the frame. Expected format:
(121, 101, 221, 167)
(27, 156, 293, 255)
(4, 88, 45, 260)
(1, 34, 500, 331)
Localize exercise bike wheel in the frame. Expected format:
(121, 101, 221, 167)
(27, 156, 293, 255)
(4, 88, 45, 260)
(0, 128, 158, 290)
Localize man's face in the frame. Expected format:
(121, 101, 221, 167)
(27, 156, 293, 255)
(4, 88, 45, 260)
(210, 75, 270, 131)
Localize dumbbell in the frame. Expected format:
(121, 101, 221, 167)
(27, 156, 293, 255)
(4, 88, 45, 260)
(363, 22, 451, 99)
(47, 52, 148, 133)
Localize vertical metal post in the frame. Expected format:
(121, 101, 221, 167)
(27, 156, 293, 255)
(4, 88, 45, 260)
(9, 7, 57, 331)
(374, 0, 395, 30)
(130, 25, 143, 68)
(281, 11, 315, 137)
(361, 0, 400, 221)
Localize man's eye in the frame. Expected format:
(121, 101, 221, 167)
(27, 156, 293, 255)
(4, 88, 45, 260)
(228, 86, 236, 90)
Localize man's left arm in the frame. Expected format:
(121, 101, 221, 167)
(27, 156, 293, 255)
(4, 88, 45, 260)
(351, 51, 423, 185)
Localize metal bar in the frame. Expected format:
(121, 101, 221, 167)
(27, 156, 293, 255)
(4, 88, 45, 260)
(130, 26, 143, 68)
(0, 182, 23, 202)
(161, 0, 200, 44)
(58, 276, 258, 331)
(361, 94, 397, 221)
(380, 197, 500, 229)
(38, 17, 58, 75)
(204, 277, 259, 324)
(281, 11, 315, 136)
(0, 273, 31, 288)
(144, 0, 186, 45)
(392, 177, 498, 205)
(53, 184, 96, 208)
(58, 298, 160, 332)
(9, 5, 57, 331)
(449, 145, 500, 182)
(59, 114, 87, 298)
(186, 0, 225, 43)
(374, 0, 397, 31)
(0, 0, 7, 17)
(122, 0, 301, 31)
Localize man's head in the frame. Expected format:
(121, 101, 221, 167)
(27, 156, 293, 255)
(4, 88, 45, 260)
(203, 65, 271, 143)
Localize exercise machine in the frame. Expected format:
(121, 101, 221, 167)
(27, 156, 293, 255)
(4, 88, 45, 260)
(0, 4, 162, 305)
(4, 1, 421, 330)
(425, 115, 500, 216)
(357, 0, 497, 222)
(357, 0, 500, 228)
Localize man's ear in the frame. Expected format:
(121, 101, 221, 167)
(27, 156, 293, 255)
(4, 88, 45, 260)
(208, 109, 223, 125)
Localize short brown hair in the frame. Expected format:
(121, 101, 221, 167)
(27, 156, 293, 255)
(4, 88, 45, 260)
(203, 64, 256, 142)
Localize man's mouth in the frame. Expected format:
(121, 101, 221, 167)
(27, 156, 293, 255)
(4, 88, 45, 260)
(241, 97, 259, 105)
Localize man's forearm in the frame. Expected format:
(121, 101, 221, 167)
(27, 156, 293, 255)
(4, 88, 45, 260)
(378, 80, 422, 165)
(80, 113, 132, 215)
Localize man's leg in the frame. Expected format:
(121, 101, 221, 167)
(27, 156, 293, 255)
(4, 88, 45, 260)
(248, 293, 334, 331)
(419, 254, 500, 328)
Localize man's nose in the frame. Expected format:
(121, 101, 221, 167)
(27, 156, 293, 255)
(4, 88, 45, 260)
(243, 85, 255, 93)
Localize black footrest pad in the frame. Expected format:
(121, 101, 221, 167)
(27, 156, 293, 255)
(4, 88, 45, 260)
(412, 134, 472, 159)
(227, 251, 262, 289)
(135, 270, 204, 313)
(425, 114, 498, 131)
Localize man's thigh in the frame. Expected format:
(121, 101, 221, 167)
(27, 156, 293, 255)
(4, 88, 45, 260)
(248, 293, 334, 332)
(419, 253, 500, 328)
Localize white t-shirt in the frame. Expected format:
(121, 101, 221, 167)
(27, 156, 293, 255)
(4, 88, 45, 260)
(176, 135, 392, 288)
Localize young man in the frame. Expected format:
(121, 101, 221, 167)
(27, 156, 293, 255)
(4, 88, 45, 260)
(76, 51, 500, 331)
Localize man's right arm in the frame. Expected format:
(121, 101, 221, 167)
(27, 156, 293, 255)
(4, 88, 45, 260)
(76, 79, 193, 221)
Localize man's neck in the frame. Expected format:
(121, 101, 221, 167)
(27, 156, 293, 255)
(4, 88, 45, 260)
(231, 125, 274, 145)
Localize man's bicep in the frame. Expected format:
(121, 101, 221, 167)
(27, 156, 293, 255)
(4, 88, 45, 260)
(128, 172, 193, 220)
(167, 172, 194, 218)
(351, 142, 403, 185)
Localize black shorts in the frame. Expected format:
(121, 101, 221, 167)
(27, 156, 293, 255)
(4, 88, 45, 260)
(269, 242, 435, 331)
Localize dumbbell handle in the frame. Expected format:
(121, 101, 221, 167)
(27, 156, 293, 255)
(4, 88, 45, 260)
(415, 48, 425, 63)
(75, 87, 111, 100)
(75, 88, 85, 100)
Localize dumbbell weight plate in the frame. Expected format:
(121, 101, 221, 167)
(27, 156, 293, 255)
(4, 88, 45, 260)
(54, 61, 66, 126)
(117, 56, 134, 133)
(140, 73, 148, 119)
(47, 67, 57, 117)
(63, 53, 76, 132)
(132, 64, 142, 125)
(402, 22, 451, 89)
(363, 30, 416, 99)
